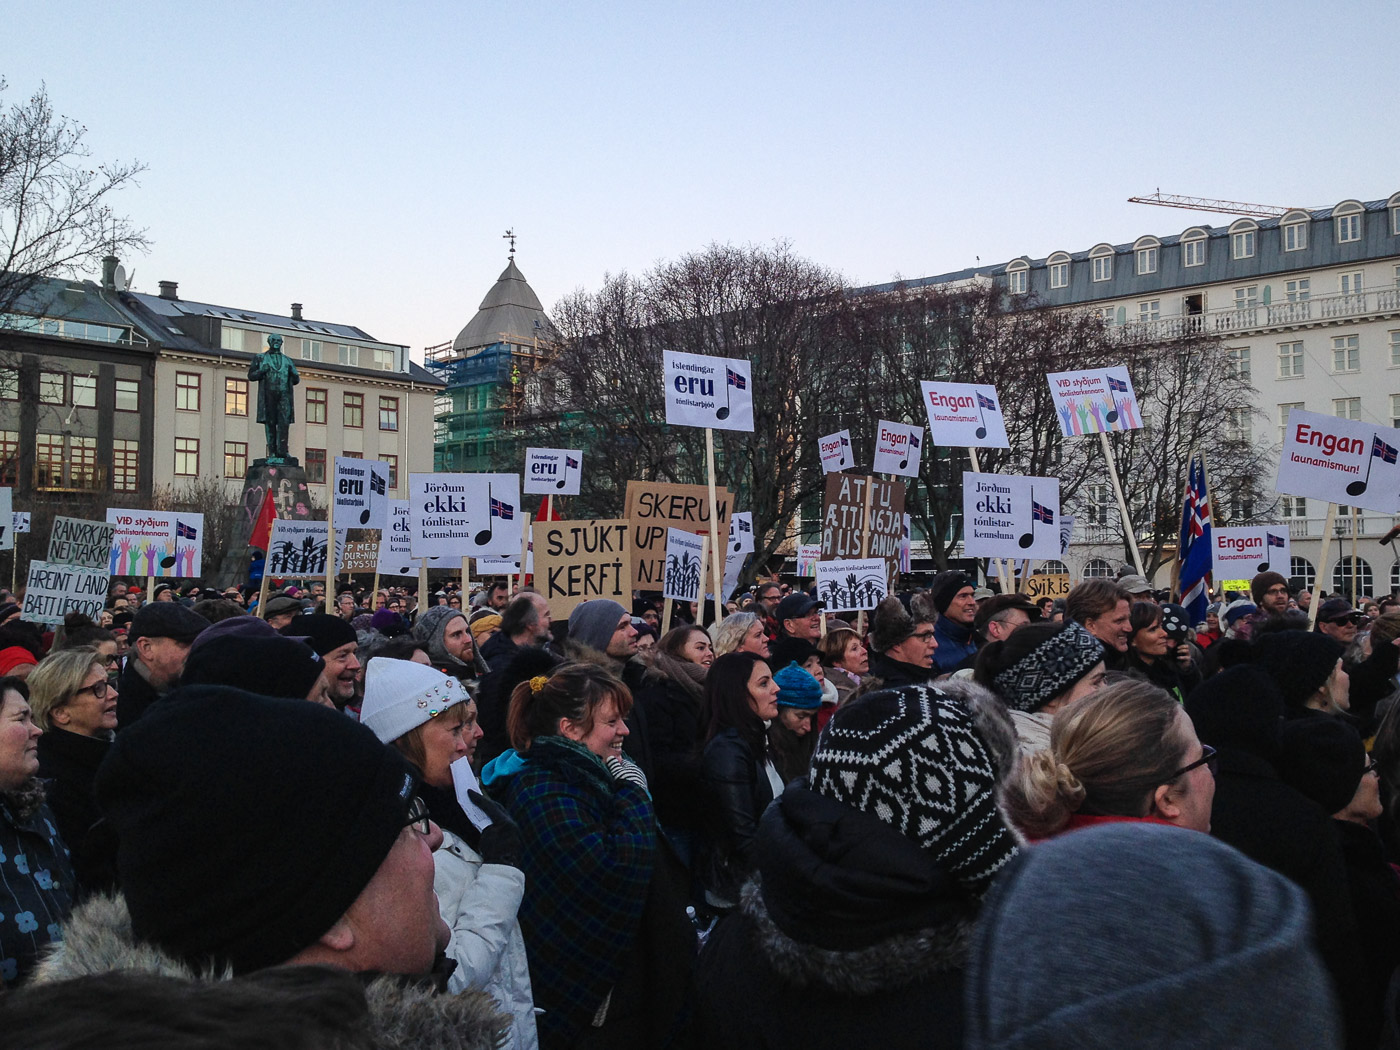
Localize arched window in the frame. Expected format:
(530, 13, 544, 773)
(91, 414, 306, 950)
(1280, 208, 1311, 252)
(1034, 560, 1069, 574)
(1388, 192, 1400, 237)
(1332, 555, 1373, 599)
(1333, 200, 1364, 244)
(1083, 558, 1114, 578)
(1047, 251, 1071, 289)
(1089, 244, 1114, 283)
(1181, 227, 1208, 268)
(1229, 218, 1258, 260)
(1006, 258, 1030, 296)
(1133, 236, 1160, 275)
(1291, 556, 1316, 588)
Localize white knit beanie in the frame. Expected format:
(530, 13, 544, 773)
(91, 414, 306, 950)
(360, 658, 469, 744)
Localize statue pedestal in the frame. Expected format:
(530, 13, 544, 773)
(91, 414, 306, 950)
(214, 460, 314, 588)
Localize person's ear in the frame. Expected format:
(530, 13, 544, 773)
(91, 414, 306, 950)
(558, 716, 585, 742)
(1151, 782, 1182, 822)
(52, 706, 70, 726)
(315, 915, 355, 953)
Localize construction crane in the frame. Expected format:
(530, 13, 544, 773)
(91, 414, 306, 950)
(1127, 190, 1293, 219)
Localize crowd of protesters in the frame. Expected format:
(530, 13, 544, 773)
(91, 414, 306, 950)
(0, 563, 1398, 1048)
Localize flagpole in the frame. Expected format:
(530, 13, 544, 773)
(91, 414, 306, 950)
(1170, 450, 1195, 601)
(518, 512, 532, 594)
(1098, 431, 1145, 577)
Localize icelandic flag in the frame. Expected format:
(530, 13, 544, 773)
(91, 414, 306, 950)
(1108, 375, 1130, 394)
(176, 520, 197, 540)
(566, 456, 580, 469)
(977, 392, 998, 411)
(726, 368, 746, 390)
(1372, 435, 1398, 464)
(1178, 452, 1212, 623)
(1032, 501, 1054, 524)
(490, 497, 514, 521)
(1267, 532, 1287, 549)
(370, 471, 386, 496)
(908, 430, 921, 449)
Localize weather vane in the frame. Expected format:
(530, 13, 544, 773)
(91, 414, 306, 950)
(503, 228, 516, 257)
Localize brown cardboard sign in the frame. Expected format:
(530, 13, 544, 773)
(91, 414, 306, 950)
(339, 540, 380, 574)
(624, 481, 733, 594)
(1023, 573, 1071, 601)
(820, 473, 906, 571)
(532, 519, 632, 620)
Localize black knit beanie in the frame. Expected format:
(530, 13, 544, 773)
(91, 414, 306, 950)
(1250, 631, 1342, 713)
(281, 613, 357, 656)
(1277, 717, 1366, 815)
(96, 686, 416, 974)
(181, 635, 327, 702)
(930, 571, 975, 615)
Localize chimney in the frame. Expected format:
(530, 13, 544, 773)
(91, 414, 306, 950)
(291, 303, 303, 321)
(158, 280, 179, 300)
(101, 255, 119, 292)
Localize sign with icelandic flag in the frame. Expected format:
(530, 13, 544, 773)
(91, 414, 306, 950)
(106, 510, 205, 578)
(1212, 526, 1291, 579)
(818, 430, 855, 474)
(409, 473, 523, 559)
(379, 500, 440, 576)
(872, 420, 924, 478)
(727, 512, 754, 555)
(1046, 366, 1142, 436)
(961, 472, 1062, 560)
(920, 381, 1009, 448)
(662, 350, 754, 432)
(1275, 408, 1400, 514)
(524, 447, 583, 496)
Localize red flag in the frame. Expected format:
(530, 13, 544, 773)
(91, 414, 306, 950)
(536, 496, 560, 521)
(249, 489, 277, 551)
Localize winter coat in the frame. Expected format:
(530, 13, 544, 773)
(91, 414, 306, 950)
(1125, 648, 1202, 703)
(115, 657, 162, 729)
(633, 672, 707, 834)
(700, 725, 778, 906)
(932, 617, 977, 674)
(0, 783, 74, 986)
(1334, 819, 1400, 1049)
(482, 736, 657, 1049)
(30, 893, 509, 1049)
(1009, 708, 1053, 757)
(35, 727, 116, 898)
(861, 650, 940, 693)
(1346, 638, 1399, 737)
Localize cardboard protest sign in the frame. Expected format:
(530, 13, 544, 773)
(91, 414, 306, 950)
(961, 471, 1062, 560)
(379, 501, 439, 576)
(524, 448, 583, 496)
(12, 511, 28, 535)
(339, 540, 381, 574)
(106, 510, 204, 578)
(1276, 408, 1400, 514)
(1025, 573, 1072, 601)
(820, 473, 906, 572)
(531, 519, 632, 619)
(1213, 526, 1291, 577)
(409, 473, 522, 559)
(663, 528, 706, 602)
(662, 350, 754, 432)
(265, 520, 346, 578)
(872, 420, 924, 478)
(0, 489, 11, 551)
(921, 382, 1009, 448)
(624, 480, 733, 593)
(47, 517, 116, 570)
(22, 561, 108, 625)
(728, 512, 754, 555)
(1046, 366, 1142, 436)
(796, 544, 821, 578)
(818, 430, 855, 474)
(333, 457, 390, 530)
(815, 558, 889, 612)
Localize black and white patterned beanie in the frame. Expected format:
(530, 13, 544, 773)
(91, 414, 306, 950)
(992, 621, 1105, 713)
(810, 683, 1020, 898)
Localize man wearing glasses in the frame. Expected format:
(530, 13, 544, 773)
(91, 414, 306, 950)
(865, 595, 940, 689)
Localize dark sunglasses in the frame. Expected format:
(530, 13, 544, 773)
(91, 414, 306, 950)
(1171, 744, 1218, 780)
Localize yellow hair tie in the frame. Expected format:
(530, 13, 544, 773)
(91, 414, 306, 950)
(529, 675, 549, 694)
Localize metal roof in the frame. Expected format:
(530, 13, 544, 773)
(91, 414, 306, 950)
(452, 258, 558, 352)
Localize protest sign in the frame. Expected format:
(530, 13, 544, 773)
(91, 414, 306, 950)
(524, 448, 583, 496)
(796, 544, 822, 578)
(1059, 514, 1075, 557)
(477, 538, 535, 575)
(663, 528, 706, 602)
(815, 558, 889, 612)
(820, 473, 906, 572)
(0, 489, 10, 551)
(921, 381, 1009, 448)
(265, 520, 345, 577)
(1275, 408, 1400, 514)
(333, 457, 390, 530)
(624, 480, 733, 593)
(871, 419, 923, 478)
(106, 510, 204, 578)
(409, 473, 522, 559)
(340, 540, 381, 574)
(662, 349, 754, 432)
(22, 561, 108, 625)
(1219, 579, 1252, 595)
(47, 517, 116, 569)
(961, 471, 1062, 560)
(531, 519, 632, 619)
(728, 511, 754, 555)
(818, 430, 855, 474)
(379, 501, 440, 576)
(1025, 573, 1072, 601)
(900, 513, 912, 574)
(1212, 526, 1292, 577)
(1046, 366, 1142, 437)
(12, 511, 28, 535)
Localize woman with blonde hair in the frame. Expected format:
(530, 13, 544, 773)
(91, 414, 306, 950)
(1001, 679, 1216, 841)
(711, 611, 771, 659)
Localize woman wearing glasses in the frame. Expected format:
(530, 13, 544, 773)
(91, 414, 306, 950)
(29, 646, 119, 896)
(1001, 679, 1216, 839)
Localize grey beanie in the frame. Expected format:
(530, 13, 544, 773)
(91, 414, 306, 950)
(964, 823, 1341, 1050)
(567, 599, 628, 653)
(412, 605, 468, 665)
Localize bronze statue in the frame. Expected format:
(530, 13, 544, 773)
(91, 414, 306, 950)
(248, 334, 299, 463)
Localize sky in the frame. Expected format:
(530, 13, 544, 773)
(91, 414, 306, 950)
(7, 0, 1400, 361)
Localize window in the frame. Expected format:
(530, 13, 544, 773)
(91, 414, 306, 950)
(115, 379, 140, 412)
(383, 453, 398, 490)
(36, 433, 63, 486)
(1392, 394, 1400, 428)
(68, 375, 96, 408)
(341, 451, 362, 459)
(1225, 408, 1251, 442)
(1094, 306, 1116, 325)
(371, 348, 397, 371)
(1049, 261, 1069, 288)
(302, 340, 323, 362)
(1233, 285, 1258, 309)
(1334, 396, 1361, 420)
(175, 371, 201, 411)
(39, 372, 65, 405)
(338, 345, 360, 367)
(1280, 495, 1308, 518)
(1340, 271, 1363, 295)
(1332, 334, 1360, 372)
(1392, 331, 1400, 367)
(225, 378, 248, 416)
(378, 396, 399, 431)
(70, 437, 97, 488)
(1182, 237, 1206, 267)
(1136, 247, 1158, 275)
(1086, 482, 1113, 526)
(343, 392, 363, 428)
(0, 369, 14, 401)
(1138, 300, 1160, 322)
(1333, 556, 1373, 598)
(1083, 559, 1114, 578)
(1283, 222, 1308, 251)
(1291, 556, 1316, 589)
(224, 441, 247, 478)
(1279, 342, 1304, 378)
(306, 387, 327, 425)
(1227, 347, 1251, 380)
(1336, 213, 1362, 243)
(1393, 205, 1400, 236)
(174, 437, 199, 476)
(1286, 278, 1310, 301)
(1279, 402, 1303, 441)
(1091, 254, 1112, 282)
(0, 431, 16, 486)
(112, 439, 138, 492)
(1231, 230, 1256, 259)
(1226, 488, 1256, 521)
(305, 448, 326, 484)
(1007, 267, 1028, 294)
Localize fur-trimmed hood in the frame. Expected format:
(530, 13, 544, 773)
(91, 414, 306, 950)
(34, 894, 510, 1050)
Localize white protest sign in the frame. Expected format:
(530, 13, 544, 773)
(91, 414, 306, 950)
(21, 562, 108, 625)
(265, 520, 347, 577)
(727, 511, 754, 555)
(662, 349, 754, 432)
(409, 473, 522, 559)
(379, 500, 441, 576)
(1276, 408, 1400, 514)
(663, 527, 706, 602)
(477, 544, 534, 575)
(12, 511, 29, 535)
(815, 558, 889, 612)
(723, 546, 744, 602)
(0, 489, 11, 551)
(900, 513, 912, 574)
(524, 447, 583, 496)
(106, 510, 205, 578)
(333, 456, 390, 530)
(921, 381, 1009, 448)
(871, 420, 924, 477)
(818, 430, 855, 473)
(1059, 514, 1075, 557)
(1046, 366, 1142, 437)
(1213, 526, 1292, 577)
(961, 471, 1062, 560)
(796, 544, 821, 577)
(47, 517, 116, 569)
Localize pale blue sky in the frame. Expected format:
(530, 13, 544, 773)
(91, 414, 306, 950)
(7, 0, 1400, 358)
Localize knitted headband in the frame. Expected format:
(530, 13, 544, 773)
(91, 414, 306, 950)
(992, 621, 1105, 713)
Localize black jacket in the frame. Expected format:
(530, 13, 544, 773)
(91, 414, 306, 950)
(634, 675, 707, 833)
(115, 659, 162, 730)
(1335, 819, 1400, 1049)
(35, 729, 116, 898)
(700, 725, 775, 905)
(862, 651, 939, 692)
(1346, 640, 1399, 737)
(1125, 648, 1202, 702)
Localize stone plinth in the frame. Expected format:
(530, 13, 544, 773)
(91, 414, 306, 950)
(213, 459, 313, 588)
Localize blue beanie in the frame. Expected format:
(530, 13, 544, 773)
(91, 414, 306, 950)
(774, 661, 823, 709)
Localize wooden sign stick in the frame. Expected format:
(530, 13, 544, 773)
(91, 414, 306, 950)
(1309, 503, 1338, 630)
(518, 512, 532, 593)
(698, 533, 711, 628)
(706, 429, 725, 627)
(1097, 431, 1145, 577)
(461, 556, 470, 603)
(325, 493, 337, 604)
(418, 557, 428, 617)
(857, 475, 876, 637)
